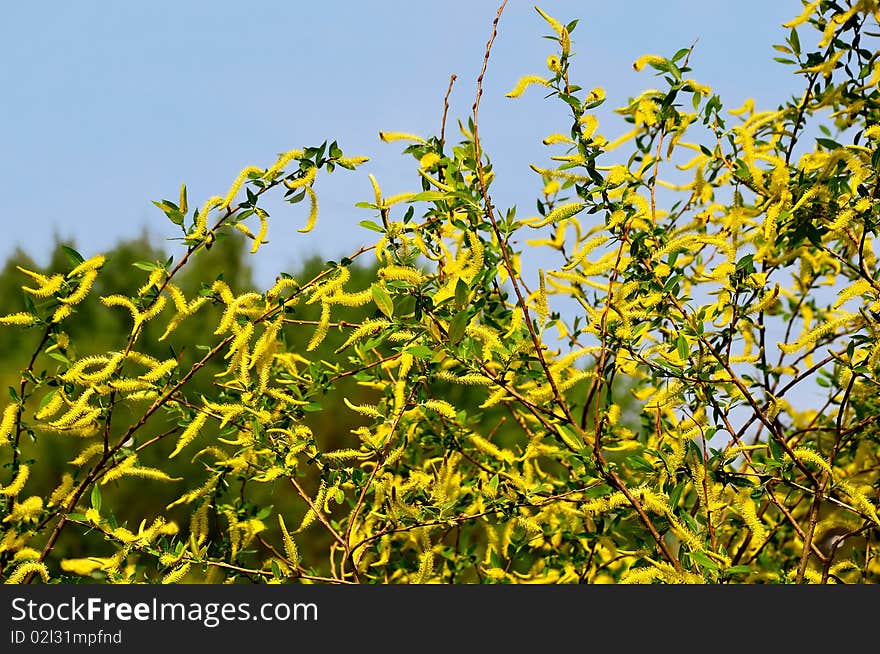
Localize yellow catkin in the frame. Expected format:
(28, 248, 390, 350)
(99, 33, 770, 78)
(607, 404, 621, 425)
(22, 272, 64, 298)
(6, 561, 49, 584)
(379, 265, 426, 285)
(745, 284, 780, 315)
(783, 1, 821, 28)
(327, 288, 373, 307)
(222, 165, 262, 209)
(835, 480, 880, 524)
(423, 399, 457, 419)
(543, 133, 574, 146)
(469, 434, 512, 463)
(337, 155, 369, 168)
(791, 447, 832, 475)
(60, 270, 98, 305)
(12, 548, 41, 562)
(264, 148, 304, 179)
(101, 455, 180, 485)
(68, 254, 106, 278)
(297, 482, 327, 532)
(735, 490, 768, 541)
(139, 358, 177, 383)
(833, 279, 871, 309)
(343, 398, 383, 419)
(283, 165, 318, 192)
(194, 196, 223, 237)
(778, 313, 856, 354)
(535, 7, 564, 36)
(306, 301, 331, 352)
(166, 474, 221, 510)
(0, 404, 19, 445)
(419, 153, 442, 169)
(536, 270, 549, 324)
(169, 413, 209, 459)
(137, 268, 164, 296)
(633, 54, 665, 71)
(70, 443, 104, 466)
(528, 202, 586, 229)
(4, 496, 43, 522)
(162, 562, 191, 584)
(278, 515, 301, 566)
(415, 549, 434, 583)
(135, 295, 167, 329)
(0, 464, 28, 496)
(60, 559, 106, 576)
(298, 187, 319, 233)
(0, 313, 38, 327)
(434, 371, 492, 386)
(77, 353, 125, 385)
(100, 295, 139, 323)
(335, 318, 389, 353)
(378, 131, 426, 144)
(48, 473, 75, 506)
(246, 213, 269, 254)
(506, 75, 549, 98)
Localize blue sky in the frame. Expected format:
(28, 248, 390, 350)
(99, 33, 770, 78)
(1, 1, 800, 286)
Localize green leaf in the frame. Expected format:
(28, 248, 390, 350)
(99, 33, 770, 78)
(789, 27, 801, 56)
(768, 438, 783, 462)
(816, 137, 842, 150)
(455, 278, 469, 309)
(690, 551, 719, 572)
(132, 261, 158, 272)
(371, 283, 394, 319)
(447, 310, 470, 345)
(671, 47, 690, 62)
(61, 245, 85, 266)
(359, 220, 384, 233)
(256, 505, 273, 520)
(668, 483, 686, 508)
(404, 345, 435, 359)
(91, 485, 102, 513)
(408, 191, 449, 203)
(625, 455, 655, 472)
(37, 389, 58, 412)
(725, 565, 753, 576)
(47, 351, 71, 364)
(735, 254, 755, 272)
(8, 386, 20, 402)
(676, 334, 689, 361)
(152, 200, 184, 226)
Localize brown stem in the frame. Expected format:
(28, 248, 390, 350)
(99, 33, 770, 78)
(440, 74, 457, 149)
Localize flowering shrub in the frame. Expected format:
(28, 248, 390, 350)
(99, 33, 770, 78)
(2, 2, 879, 584)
